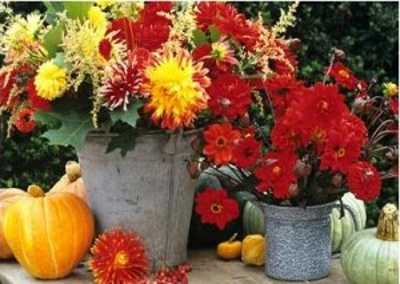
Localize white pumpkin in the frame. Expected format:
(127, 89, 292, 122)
(330, 192, 366, 253)
(341, 203, 399, 284)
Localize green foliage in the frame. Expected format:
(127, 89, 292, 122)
(0, 124, 76, 190)
(35, 106, 93, 151)
(235, 2, 398, 83)
(110, 101, 143, 128)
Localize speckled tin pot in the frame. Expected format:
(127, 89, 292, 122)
(263, 202, 335, 281)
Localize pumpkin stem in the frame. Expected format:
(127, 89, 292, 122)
(66, 161, 81, 182)
(27, 184, 45, 197)
(376, 203, 399, 241)
(228, 233, 238, 243)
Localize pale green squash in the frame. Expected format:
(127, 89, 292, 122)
(341, 204, 399, 284)
(243, 201, 265, 235)
(330, 193, 366, 253)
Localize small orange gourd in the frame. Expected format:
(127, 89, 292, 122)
(241, 234, 266, 266)
(49, 161, 88, 203)
(217, 233, 242, 260)
(3, 185, 94, 279)
(0, 188, 30, 259)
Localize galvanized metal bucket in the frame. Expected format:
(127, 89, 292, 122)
(78, 130, 197, 270)
(263, 202, 335, 281)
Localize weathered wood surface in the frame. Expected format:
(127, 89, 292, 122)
(0, 249, 347, 284)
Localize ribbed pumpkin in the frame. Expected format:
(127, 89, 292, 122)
(49, 161, 88, 203)
(3, 185, 94, 279)
(330, 193, 366, 253)
(341, 203, 399, 284)
(243, 201, 265, 235)
(0, 188, 30, 259)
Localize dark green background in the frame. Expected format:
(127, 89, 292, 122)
(0, 2, 398, 226)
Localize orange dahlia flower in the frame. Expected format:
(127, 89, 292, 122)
(203, 123, 241, 165)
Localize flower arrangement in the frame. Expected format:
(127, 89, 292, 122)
(0, 1, 299, 154)
(196, 50, 398, 207)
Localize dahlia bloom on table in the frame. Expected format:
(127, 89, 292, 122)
(0, 1, 299, 153)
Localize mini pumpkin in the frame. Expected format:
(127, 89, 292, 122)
(217, 233, 242, 260)
(341, 203, 399, 284)
(0, 188, 30, 259)
(3, 185, 94, 279)
(49, 161, 88, 203)
(241, 234, 265, 266)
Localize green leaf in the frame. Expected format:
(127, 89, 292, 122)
(192, 29, 208, 46)
(34, 111, 62, 129)
(39, 110, 93, 151)
(53, 52, 66, 68)
(106, 127, 137, 157)
(63, 2, 92, 20)
(110, 101, 143, 128)
(209, 25, 221, 43)
(44, 2, 65, 24)
(43, 24, 63, 57)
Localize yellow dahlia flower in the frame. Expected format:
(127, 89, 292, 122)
(35, 61, 67, 101)
(144, 49, 210, 130)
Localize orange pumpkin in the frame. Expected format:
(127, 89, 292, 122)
(0, 188, 30, 259)
(49, 161, 88, 203)
(3, 185, 94, 279)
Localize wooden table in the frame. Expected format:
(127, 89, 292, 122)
(0, 249, 347, 284)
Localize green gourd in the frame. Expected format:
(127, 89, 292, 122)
(243, 201, 265, 236)
(330, 193, 367, 253)
(341, 203, 399, 284)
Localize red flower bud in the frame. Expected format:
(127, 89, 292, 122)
(99, 38, 112, 61)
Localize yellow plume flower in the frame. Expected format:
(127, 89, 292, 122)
(35, 61, 67, 101)
(88, 6, 107, 34)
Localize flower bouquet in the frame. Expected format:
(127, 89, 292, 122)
(0, 1, 303, 269)
(192, 33, 398, 282)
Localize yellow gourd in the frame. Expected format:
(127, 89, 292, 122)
(217, 233, 242, 260)
(0, 188, 30, 259)
(49, 161, 88, 203)
(3, 185, 94, 279)
(241, 234, 266, 266)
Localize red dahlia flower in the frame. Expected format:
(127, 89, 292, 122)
(320, 127, 362, 173)
(108, 10, 170, 52)
(99, 56, 143, 110)
(271, 112, 308, 151)
(233, 136, 261, 168)
(264, 75, 305, 118)
(301, 83, 347, 129)
(195, 2, 260, 51)
(26, 79, 50, 111)
(88, 229, 149, 284)
(328, 62, 357, 90)
(255, 150, 298, 199)
(347, 161, 381, 202)
(207, 73, 252, 119)
(195, 188, 239, 230)
(193, 39, 238, 78)
(138, 2, 172, 25)
(203, 123, 241, 165)
(14, 108, 36, 134)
